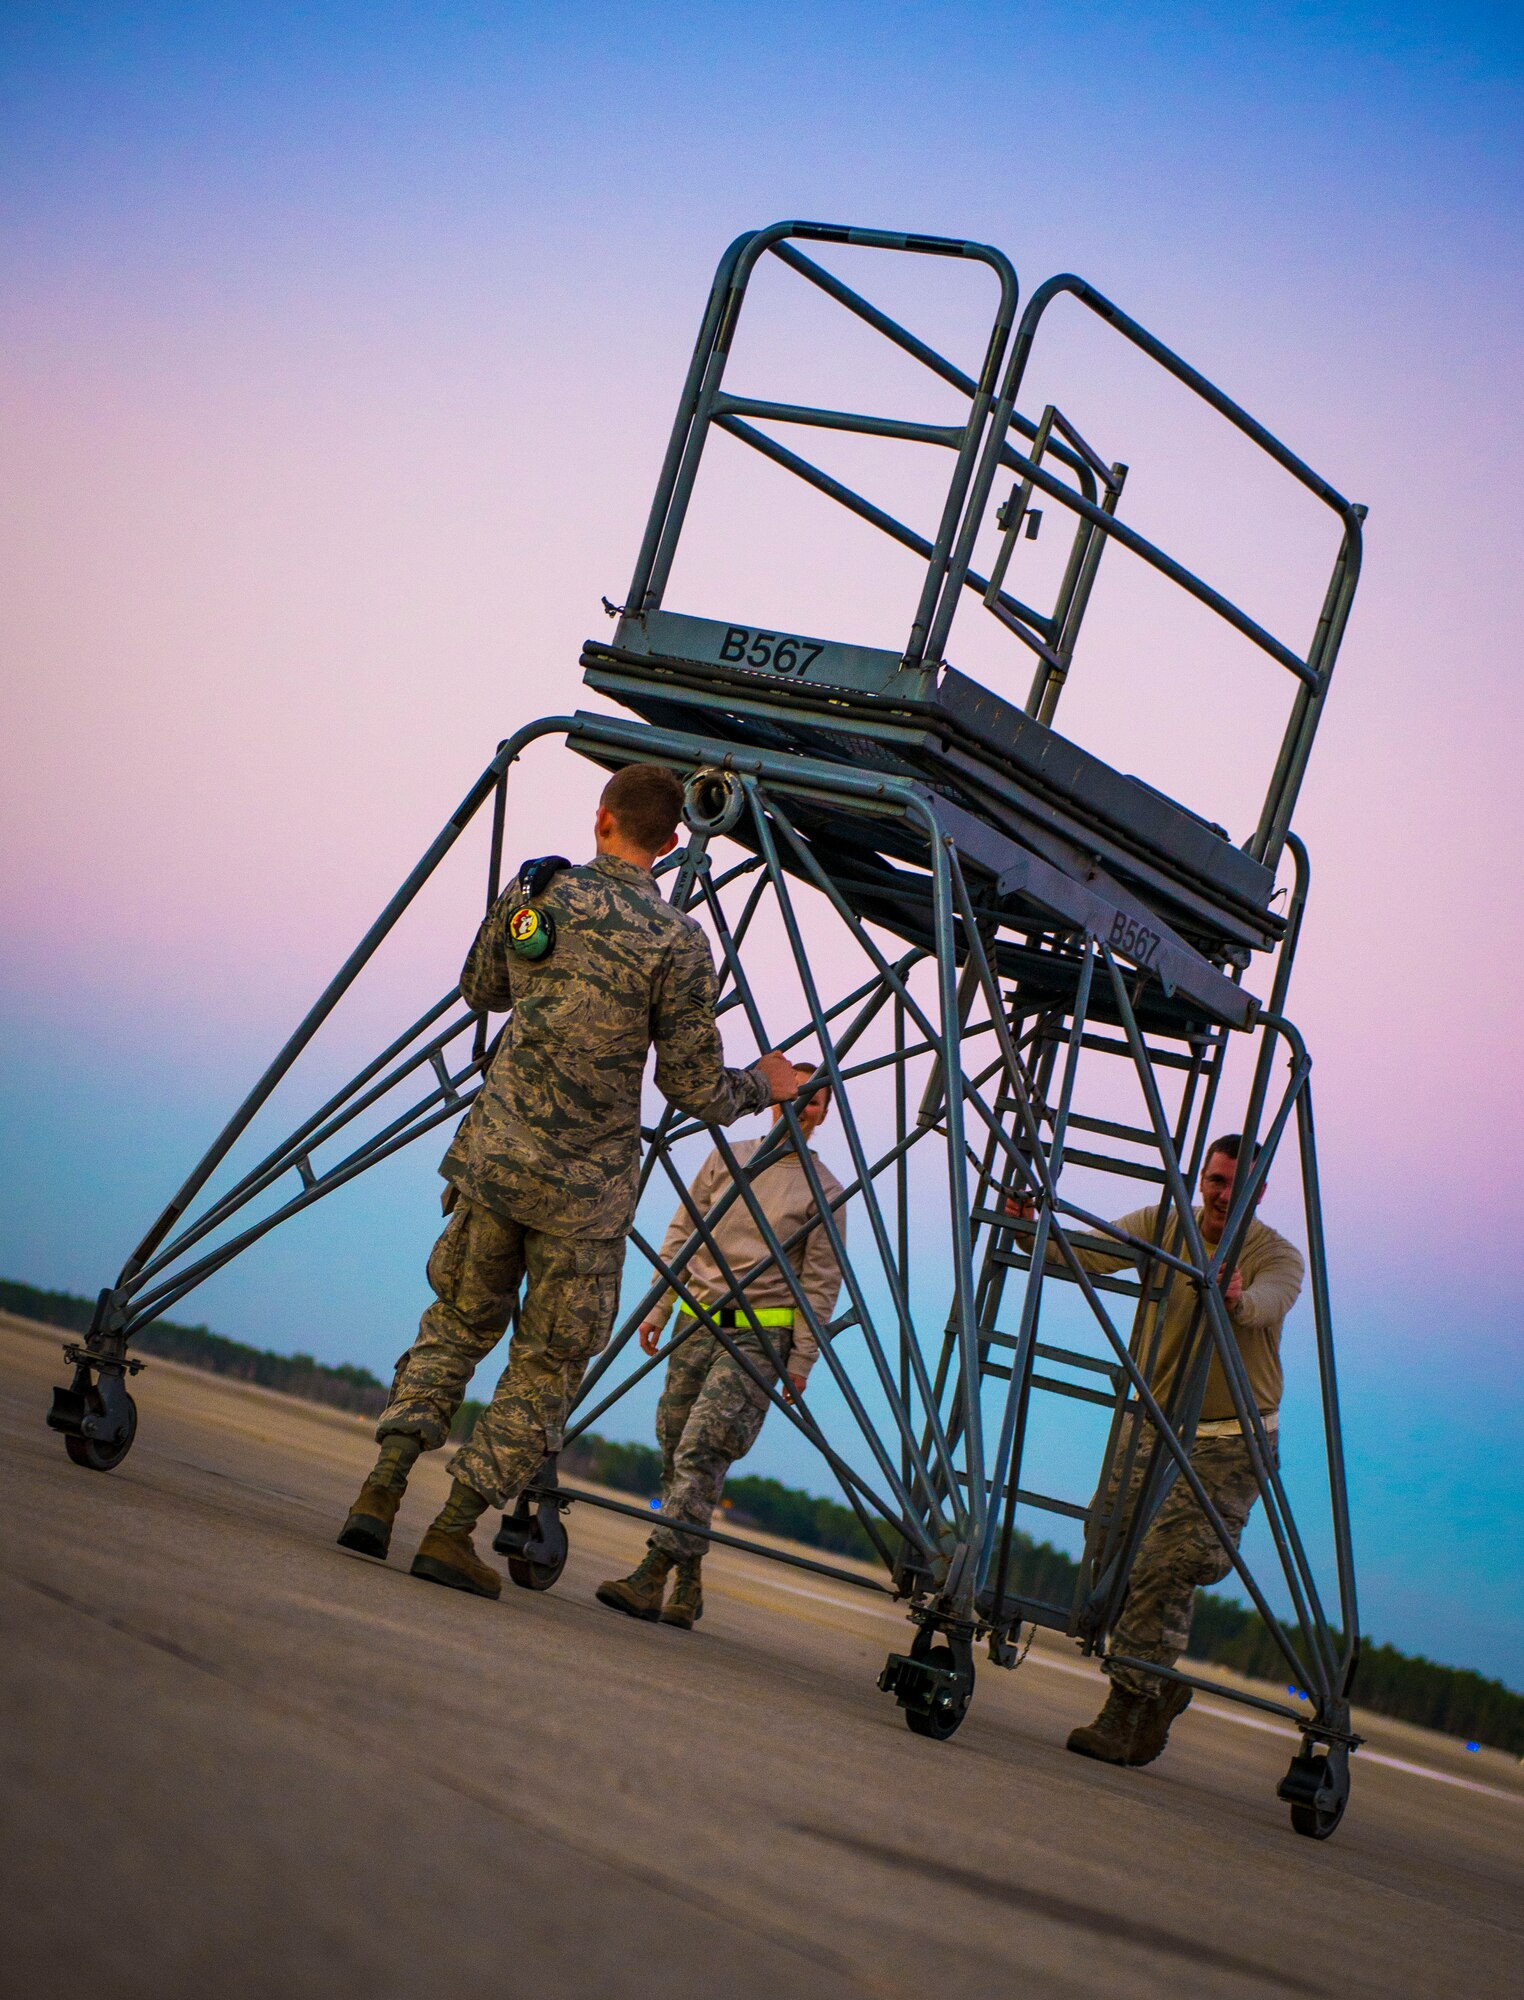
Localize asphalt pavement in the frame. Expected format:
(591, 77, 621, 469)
(2, 1314, 1520, 2000)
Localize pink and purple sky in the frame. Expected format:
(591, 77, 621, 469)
(2, 3, 1520, 1681)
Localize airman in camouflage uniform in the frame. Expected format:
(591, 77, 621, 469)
(338, 764, 796, 1597)
(596, 1068, 845, 1629)
(1036, 1134, 1304, 1766)
(1097, 1424, 1273, 1706)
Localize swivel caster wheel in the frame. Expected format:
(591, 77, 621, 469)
(878, 1625, 976, 1740)
(49, 1345, 143, 1472)
(494, 1491, 570, 1591)
(58, 1392, 138, 1471)
(904, 1640, 974, 1740)
(507, 1536, 568, 1593)
(1278, 1745, 1350, 1840)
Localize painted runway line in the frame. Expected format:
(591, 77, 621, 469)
(715, 1563, 1524, 1807)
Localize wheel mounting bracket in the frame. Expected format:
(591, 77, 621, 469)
(878, 1651, 965, 1721)
(48, 1351, 140, 1443)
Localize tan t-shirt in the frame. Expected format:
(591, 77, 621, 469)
(651, 1136, 847, 1380)
(1054, 1204, 1304, 1422)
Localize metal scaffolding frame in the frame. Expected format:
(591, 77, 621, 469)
(50, 220, 1364, 1841)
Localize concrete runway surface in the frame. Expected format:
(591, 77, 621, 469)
(3, 1314, 1520, 2000)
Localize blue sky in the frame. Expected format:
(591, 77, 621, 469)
(2, 2, 1521, 1684)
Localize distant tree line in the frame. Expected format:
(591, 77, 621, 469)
(479, 1405, 1524, 1754)
(555, 1428, 882, 1560)
(1, 1278, 388, 1417)
(1189, 1593, 1524, 1754)
(9, 1276, 1519, 1755)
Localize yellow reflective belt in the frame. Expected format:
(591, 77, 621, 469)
(677, 1304, 795, 1327)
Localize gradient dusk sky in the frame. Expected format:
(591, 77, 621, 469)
(2, 4, 1521, 1684)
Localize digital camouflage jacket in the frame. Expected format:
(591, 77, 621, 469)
(440, 854, 770, 1238)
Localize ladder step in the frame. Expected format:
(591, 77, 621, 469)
(1065, 1112, 1164, 1149)
(989, 1246, 1142, 1299)
(972, 1201, 1027, 1228)
(1035, 1339, 1122, 1381)
(1053, 1147, 1168, 1184)
(979, 1365, 1118, 1409)
(1077, 1032, 1201, 1071)
(976, 1330, 1122, 1383)
(995, 1220, 1144, 1263)
(1009, 1488, 1091, 1523)
(955, 1470, 1091, 1523)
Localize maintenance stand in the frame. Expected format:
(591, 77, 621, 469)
(50, 221, 1365, 1841)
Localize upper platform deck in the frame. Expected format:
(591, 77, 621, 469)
(583, 221, 1363, 1025)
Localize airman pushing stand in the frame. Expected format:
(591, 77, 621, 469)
(595, 1063, 846, 1629)
(337, 763, 799, 1595)
(1011, 1132, 1304, 1767)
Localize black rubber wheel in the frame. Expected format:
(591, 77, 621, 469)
(1289, 1794, 1346, 1840)
(506, 1543, 568, 1592)
(64, 1393, 137, 1472)
(1281, 1748, 1349, 1840)
(903, 1642, 973, 1740)
(505, 1509, 569, 1592)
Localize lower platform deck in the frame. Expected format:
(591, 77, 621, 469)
(582, 626, 1282, 966)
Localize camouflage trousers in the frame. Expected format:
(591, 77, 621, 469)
(378, 1196, 622, 1509)
(1104, 1429, 1272, 1700)
(648, 1323, 782, 1563)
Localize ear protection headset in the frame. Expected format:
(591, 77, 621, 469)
(507, 855, 568, 961)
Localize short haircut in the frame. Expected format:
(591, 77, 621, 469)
(600, 764, 684, 851)
(1203, 1133, 1260, 1168)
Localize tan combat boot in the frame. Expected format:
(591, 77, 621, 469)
(1066, 1683, 1149, 1764)
(409, 1526, 502, 1599)
(1128, 1681, 1193, 1766)
(337, 1476, 402, 1560)
(595, 1548, 673, 1620)
(660, 1559, 704, 1630)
